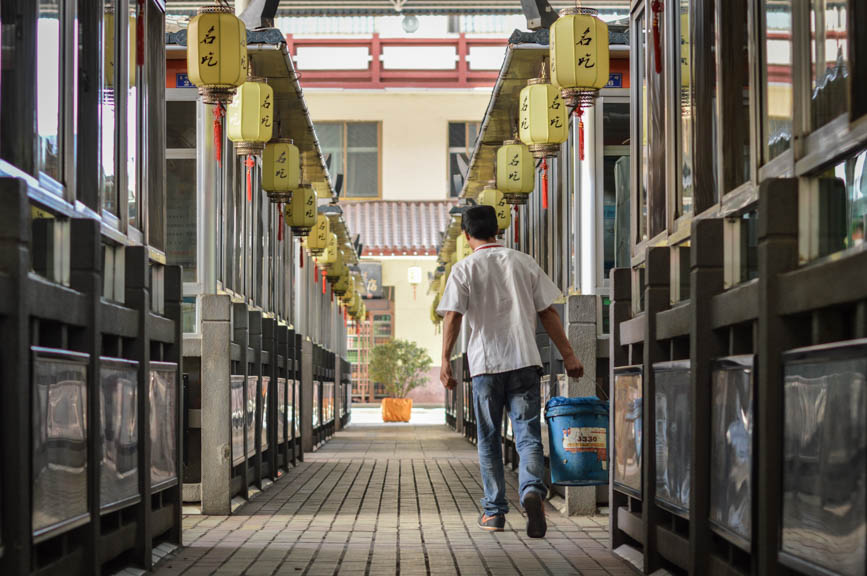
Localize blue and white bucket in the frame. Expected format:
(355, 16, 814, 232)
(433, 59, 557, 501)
(545, 396, 610, 486)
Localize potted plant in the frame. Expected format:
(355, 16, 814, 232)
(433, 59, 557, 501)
(370, 339, 432, 422)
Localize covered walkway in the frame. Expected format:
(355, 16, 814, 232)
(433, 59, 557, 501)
(152, 423, 635, 576)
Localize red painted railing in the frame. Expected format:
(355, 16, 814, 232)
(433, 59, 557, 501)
(285, 33, 506, 89)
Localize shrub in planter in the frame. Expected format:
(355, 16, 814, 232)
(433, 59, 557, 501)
(370, 339, 432, 423)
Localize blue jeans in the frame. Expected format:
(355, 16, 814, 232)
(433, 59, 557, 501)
(472, 366, 546, 516)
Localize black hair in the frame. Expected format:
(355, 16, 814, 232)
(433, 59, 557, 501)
(461, 205, 498, 240)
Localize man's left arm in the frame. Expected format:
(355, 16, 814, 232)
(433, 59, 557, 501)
(538, 306, 584, 380)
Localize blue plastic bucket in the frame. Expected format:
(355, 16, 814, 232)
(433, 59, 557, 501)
(545, 397, 610, 486)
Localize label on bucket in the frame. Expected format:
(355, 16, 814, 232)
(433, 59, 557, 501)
(562, 427, 607, 469)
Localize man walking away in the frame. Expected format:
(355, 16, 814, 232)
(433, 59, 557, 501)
(436, 205, 585, 539)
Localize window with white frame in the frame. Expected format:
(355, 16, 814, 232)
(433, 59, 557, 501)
(448, 121, 480, 197)
(316, 121, 381, 199)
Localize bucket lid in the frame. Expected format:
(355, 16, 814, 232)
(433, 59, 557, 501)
(546, 396, 607, 410)
(545, 396, 608, 417)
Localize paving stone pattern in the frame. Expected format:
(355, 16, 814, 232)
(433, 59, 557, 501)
(152, 424, 637, 576)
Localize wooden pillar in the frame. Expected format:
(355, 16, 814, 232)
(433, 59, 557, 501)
(233, 303, 250, 498)
(756, 179, 799, 576)
(69, 219, 102, 575)
(642, 246, 670, 573)
(125, 246, 153, 569)
(688, 218, 726, 574)
(0, 180, 33, 575)
(608, 267, 632, 551)
(163, 265, 184, 545)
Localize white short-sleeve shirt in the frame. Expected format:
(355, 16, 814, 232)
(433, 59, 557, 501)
(436, 243, 562, 377)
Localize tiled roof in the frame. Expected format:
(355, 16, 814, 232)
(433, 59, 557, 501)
(342, 200, 457, 256)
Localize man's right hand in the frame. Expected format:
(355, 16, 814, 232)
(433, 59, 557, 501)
(440, 362, 457, 390)
(564, 353, 584, 380)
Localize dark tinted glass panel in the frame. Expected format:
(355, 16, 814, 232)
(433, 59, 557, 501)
(815, 150, 867, 259)
(166, 101, 196, 149)
(613, 366, 642, 495)
(150, 362, 177, 487)
(654, 361, 691, 516)
(166, 158, 197, 282)
(312, 381, 320, 428)
(782, 343, 866, 576)
(32, 348, 89, 536)
(100, 358, 139, 510)
(710, 356, 753, 546)
(293, 380, 301, 437)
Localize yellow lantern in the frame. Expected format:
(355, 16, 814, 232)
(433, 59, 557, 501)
(284, 185, 317, 236)
(496, 140, 535, 204)
(319, 232, 339, 266)
(519, 60, 567, 159)
(325, 247, 346, 281)
(306, 214, 330, 255)
(550, 7, 610, 110)
(227, 78, 273, 156)
(332, 270, 349, 295)
(478, 182, 511, 232)
(186, 5, 247, 104)
(104, 10, 136, 89)
(262, 139, 300, 202)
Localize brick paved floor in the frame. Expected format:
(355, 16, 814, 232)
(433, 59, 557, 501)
(152, 424, 637, 576)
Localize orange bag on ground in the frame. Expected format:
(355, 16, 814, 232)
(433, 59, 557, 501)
(382, 398, 412, 422)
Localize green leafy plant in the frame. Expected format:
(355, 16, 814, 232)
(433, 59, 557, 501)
(369, 339, 433, 399)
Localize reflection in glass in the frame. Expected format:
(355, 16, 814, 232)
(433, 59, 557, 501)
(678, 0, 694, 214)
(613, 367, 642, 495)
(764, 0, 793, 160)
(231, 375, 245, 465)
(603, 103, 630, 276)
(37, 0, 63, 184)
(260, 376, 270, 451)
(810, 0, 849, 130)
(710, 356, 753, 546)
(99, 358, 139, 510)
(102, 1, 117, 214)
(782, 344, 866, 576)
(126, 1, 140, 226)
(312, 381, 320, 428)
(277, 378, 287, 445)
(166, 159, 197, 282)
(637, 12, 648, 244)
(246, 376, 257, 457)
(293, 379, 301, 437)
(654, 361, 691, 516)
(816, 150, 867, 258)
(150, 363, 178, 488)
(32, 349, 89, 536)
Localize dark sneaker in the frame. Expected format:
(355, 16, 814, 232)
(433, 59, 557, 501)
(478, 512, 505, 532)
(523, 491, 547, 538)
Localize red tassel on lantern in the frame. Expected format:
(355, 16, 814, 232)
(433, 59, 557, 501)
(277, 204, 283, 242)
(213, 105, 224, 166)
(314, 263, 319, 283)
(514, 205, 520, 244)
(541, 159, 549, 210)
(245, 155, 255, 202)
(652, 0, 663, 74)
(322, 269, 327, 295)
(299, 244, 304, 268)
(576, 107, 585, 161)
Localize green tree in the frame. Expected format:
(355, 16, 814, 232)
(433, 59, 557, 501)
(369, 339, 433, 398)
